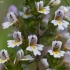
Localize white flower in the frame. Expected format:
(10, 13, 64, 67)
(48, 50, 65, 58)
(48, 41, 65, 58)
(2, 12, 17, 29)
(14, 49, 34, 64)
(16, 49, 34, 61)
(52, 19, 69, 30)
(41, 58, 49, 68)
(19, 7, 32, 19)
(7, 31, 22, 48)
(16, 49, 24, 60)
(26, 35, 44, 56)
(0, 49, 9, 64)
(51, 9, 69, 30)
(48, 0, 61, 6)
(35, 1, 50, 14)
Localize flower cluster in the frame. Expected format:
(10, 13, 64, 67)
(1, 0, 70, 70)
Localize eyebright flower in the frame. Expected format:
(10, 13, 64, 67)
(17, 49, 34, 61)
(26, 35, 44, 56)
(2, 12, 17, 29)
(48, 41, 65, 58)
(19, 6, 32, 19)
(7, 31, 22, 48)
(51, 9, 69, 30)
(0, 49, 9, 64)
(16, 49, 24, 60)
(14, 49, 34, 64)
(35, 1, 50, 14)
(48, 0, 61, 6)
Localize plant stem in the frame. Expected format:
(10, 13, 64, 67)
(36, 59, 40, 70)
(40, 28, 49, 37)
(36, 23, 40, 43)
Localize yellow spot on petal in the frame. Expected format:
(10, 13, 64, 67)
(32, 46, 37, 50)
(0, 59, 4, 63)
(21, 57, 28, 61)
(40, 9, 45, 13)
(8, 22, 13, 26)
(13, 41, 19, 45)
(13, 40, 21, 45)
(53, 51, 59, 54)
(23, 57, 28, 60)
(58, 20, 62, 24)
(55, 17, 62, 24)
(30, 42, 37, 50)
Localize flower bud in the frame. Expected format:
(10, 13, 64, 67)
(16, 49, 24, 60)
(49, 0, 61, 6)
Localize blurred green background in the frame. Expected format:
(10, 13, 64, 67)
(0, 0, 24, 52)
(0, 0, 69, 70)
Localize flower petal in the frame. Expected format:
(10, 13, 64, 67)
(24, 55, 34, 60)
(2, 22, 13, 29)
(58, 24, 64, 30)
(62, 20, 69, 28)
(51, 20, 58, 26)
(36, 44, 44, 51)
(26, 46, 32, 51)
(33, 50, 41, 56)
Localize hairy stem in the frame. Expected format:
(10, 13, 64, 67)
(36, 22, 40, 70)
(36, 59, 40, 70)
(40, 28, 49, 37)
(36, 23, 40, 43)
